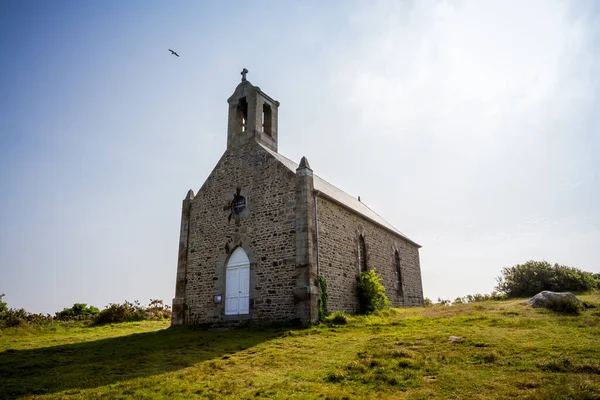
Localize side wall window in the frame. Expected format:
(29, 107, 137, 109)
(395, 250, 403, 297)
(358, 234, 367, 274)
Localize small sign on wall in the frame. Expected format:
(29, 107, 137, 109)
(214, 295, 222, 304)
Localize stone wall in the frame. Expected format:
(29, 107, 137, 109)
(173, 140, 423, 325)
(316, 196, 424, 313)
(180, 141, 300, 324)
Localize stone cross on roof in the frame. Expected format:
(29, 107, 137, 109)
(241, 68, 248, 81)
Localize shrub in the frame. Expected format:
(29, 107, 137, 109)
(23, 311, 54, 325)
(453, 297, 464, 305)
(94, 301, 147, 325)
(55, 303, 100, 321)
(324, 311, 349, 325)
(0, 297, 172, 328)
(1, 309, 53, 328)
(1, 308, 28, 328)
(356, 269, 390, 314)
(145, 299, 172, 320)
(437, 298, 451, 306)
(545, 297, 582, 315)
(0, 295, 54, 329)
(495, 261, 598, 298)
(423, 298, 433, 307)
(458, 292, 508, 304)
(94, 299, 171, 325)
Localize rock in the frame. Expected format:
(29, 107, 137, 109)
(525, 291, 580, 308)
(448, 336, 464, 342)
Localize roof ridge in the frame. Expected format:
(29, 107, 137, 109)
(257, 143, 420, 247)
(355, 196, 394, 225)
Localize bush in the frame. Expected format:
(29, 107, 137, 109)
(456, 292, 508, 304)
(324, 311, 349, 325)
(545, 297, 582, 315)
(437, 298, 451, 306)
(1, 309, 54, 328)
(94, 299, 171, 325)
(356, 269, 390, 314)
(423, 298, 433, 307)
(0, 295, 54, 329)
(495, 261, 598, 298)
(1, 308, 29, 328)
(94, 301, 147, 325)
(0, 296, 172, 328)
(145, 299, 172, 320)
(55, 303, 100, 321)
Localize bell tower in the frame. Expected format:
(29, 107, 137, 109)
(227, 68, 280, 152)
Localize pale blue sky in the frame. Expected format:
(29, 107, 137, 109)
(1, 0, 599, 313)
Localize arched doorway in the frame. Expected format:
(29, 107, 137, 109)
(225, 247, 250, 315)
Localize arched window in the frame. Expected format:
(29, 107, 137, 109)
(262, 103, 272, 136)
(225, 247, 250, 315)
(395, 250, 404, 297)
(358, 234, 367, 274)
(236, 97, 248, 133)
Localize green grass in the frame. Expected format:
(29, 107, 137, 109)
(1, 293, 599, 399)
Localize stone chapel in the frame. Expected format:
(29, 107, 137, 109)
(171, 70, 424, 326)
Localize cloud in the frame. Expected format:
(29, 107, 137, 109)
(340, 0, 593, 136)
(325, 0, 600, 298)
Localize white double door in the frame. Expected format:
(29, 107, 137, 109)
(225, 249, 250, 315)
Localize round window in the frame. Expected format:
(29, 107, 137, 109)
(231, 195, 246, 214)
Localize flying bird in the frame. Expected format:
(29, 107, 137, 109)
(169, 49, 179, 57)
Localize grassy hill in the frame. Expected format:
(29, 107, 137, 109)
(1, 293, 599, 399)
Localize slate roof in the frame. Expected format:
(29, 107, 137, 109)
(258, 144, 421, 248)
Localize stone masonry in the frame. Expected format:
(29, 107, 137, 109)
(174, 142, 304, 324)
(172, 70, 423, 326)
(317, 196, 424, 313)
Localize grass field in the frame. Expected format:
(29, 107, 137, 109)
(1, 293, 599, 399)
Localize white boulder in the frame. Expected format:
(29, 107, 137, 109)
(525, 291, 580, 308)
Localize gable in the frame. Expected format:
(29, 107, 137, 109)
(193, 140, 295, 200)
